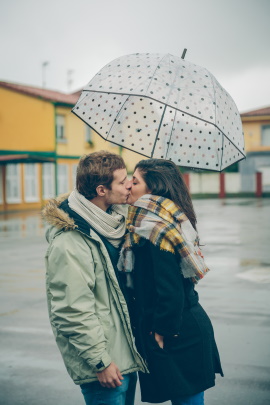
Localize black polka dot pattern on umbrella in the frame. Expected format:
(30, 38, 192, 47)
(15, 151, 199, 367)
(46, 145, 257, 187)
(107, 96, 164, 156)
(72, 53, 245, 171)
(154, 112, 222, 170)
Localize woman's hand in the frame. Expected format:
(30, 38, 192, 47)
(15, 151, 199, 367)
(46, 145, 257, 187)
(150, 332, 164, 349)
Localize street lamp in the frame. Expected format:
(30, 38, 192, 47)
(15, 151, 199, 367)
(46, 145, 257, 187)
(67, 69, 74, 92)
(42, 61, 49, 88)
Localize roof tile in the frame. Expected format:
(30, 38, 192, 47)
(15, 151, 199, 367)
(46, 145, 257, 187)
(0, 80, 80, 105)
(241, 106, 270, 117)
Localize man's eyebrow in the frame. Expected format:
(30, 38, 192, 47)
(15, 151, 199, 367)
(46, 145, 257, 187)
(120, 175, 127, 182)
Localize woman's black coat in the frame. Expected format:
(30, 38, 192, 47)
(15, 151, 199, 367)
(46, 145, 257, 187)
(128, 240, 223, 403)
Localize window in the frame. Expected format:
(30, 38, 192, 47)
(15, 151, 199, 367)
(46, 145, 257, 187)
(6, 164, 21, 203)
(261, 125, 270, 146)
(85, 125, 93, 143)
(42, 163, 55, 199)
(0, 166, 3, 203)
(72, 164, 77, 188)
(56, 115, 66, 142)
(24, 163, 39, 202)
(57, 164, 69, 194)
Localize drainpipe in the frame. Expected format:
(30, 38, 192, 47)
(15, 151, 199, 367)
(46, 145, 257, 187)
(219, 172, 226, 198)
(2, 165, 7, 211)
(183, 173, 190, 190)
(54, 104, 58, 196)
(256, 172, 262, 197)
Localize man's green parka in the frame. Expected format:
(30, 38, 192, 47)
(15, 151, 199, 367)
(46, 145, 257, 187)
(43, 195, 147, 385)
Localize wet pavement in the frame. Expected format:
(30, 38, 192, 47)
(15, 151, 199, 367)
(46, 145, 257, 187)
(0, 199, 270, 405)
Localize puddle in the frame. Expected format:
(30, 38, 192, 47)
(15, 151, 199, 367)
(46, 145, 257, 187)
(236, 267, 270, 283)
(1, 326, 53, 335)
(0, 309, 19, 316)
(221, 199, 270, 207)
(8, 287, 44, 293)
(240, 259, 270, 267)
(0, 212, 45, 239)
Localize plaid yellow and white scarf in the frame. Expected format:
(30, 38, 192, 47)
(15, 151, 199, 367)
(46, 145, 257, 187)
(118, 194, 209, 284)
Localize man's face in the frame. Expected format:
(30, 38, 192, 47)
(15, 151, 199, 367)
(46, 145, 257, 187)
(104, 168, 131, 207)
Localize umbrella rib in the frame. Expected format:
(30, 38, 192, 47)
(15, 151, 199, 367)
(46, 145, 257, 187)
(163, 57, 183, 160)
(106, 95, 131, 140)
(220, 132, 246, 171)
(151, 105, 167, 158)
(165, 108, 177, 160)
(209, 71, 218, 151)
(220, 132, 224, 171)
(71, 110, 108, 142)
(222, 132, 246, 157)
(144, 54, 168, 95)
(210, 74, 223, 170)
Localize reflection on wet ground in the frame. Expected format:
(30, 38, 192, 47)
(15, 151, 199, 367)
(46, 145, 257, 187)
(236, 267, 270, 283)
(221, 199, 269, 207)
(0, 210, 45, 239)
(0, 199, 270, 405)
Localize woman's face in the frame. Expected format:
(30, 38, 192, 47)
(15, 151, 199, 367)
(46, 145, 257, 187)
(127, 168, 151, 205)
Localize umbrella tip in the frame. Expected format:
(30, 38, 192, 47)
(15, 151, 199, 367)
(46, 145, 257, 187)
(181, 48, 187, 59)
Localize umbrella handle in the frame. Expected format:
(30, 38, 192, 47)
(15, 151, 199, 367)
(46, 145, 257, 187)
(181, 48, 187, 59)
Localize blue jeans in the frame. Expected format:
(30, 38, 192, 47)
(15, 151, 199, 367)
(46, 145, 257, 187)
(80, 372, 137, 405)
(172, 391, 204, 405)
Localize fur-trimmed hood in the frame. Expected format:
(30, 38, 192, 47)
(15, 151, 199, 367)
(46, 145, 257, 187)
(42, 193, 80, 244)
(42, 193, 77, 232)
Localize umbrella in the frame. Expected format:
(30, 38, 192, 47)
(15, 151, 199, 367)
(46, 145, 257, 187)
(72, 52, 245, 171)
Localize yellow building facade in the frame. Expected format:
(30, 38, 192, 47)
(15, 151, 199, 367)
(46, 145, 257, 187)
(241, 106, 270, 152)
(239, 106, 270, 193)
(0, 81, 143, 213)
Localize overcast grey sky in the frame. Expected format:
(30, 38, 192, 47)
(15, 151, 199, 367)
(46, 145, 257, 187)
(0, 0, 269, 112)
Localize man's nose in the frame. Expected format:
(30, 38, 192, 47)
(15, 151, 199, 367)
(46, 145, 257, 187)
(126, 179, 132, 190)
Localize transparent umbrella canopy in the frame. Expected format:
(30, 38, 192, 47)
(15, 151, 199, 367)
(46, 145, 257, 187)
(72, 53, 245, 171)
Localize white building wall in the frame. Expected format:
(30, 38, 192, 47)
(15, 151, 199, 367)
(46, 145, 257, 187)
(189, 173, 219, 194)
(225, 173, 241, 193)
(189, 172, 241, 194)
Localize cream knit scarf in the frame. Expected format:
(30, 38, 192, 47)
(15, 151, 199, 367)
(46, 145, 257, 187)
(68, 190, 127, 247)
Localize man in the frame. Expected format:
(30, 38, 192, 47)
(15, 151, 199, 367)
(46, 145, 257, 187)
(43, 151, 147, 405)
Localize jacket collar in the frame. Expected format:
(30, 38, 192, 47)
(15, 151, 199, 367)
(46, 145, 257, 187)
(42, 193, 78, 231)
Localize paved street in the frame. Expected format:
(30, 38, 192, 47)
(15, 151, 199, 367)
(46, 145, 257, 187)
(0, 198, 270, 405)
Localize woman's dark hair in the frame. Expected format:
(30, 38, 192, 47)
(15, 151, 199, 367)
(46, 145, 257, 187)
(135, 159, 197, 230)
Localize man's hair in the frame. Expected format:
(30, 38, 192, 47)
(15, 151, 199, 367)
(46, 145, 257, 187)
(76, 151, 126, 200)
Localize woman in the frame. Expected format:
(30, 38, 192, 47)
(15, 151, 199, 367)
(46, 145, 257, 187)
(118, 159, 223, 405)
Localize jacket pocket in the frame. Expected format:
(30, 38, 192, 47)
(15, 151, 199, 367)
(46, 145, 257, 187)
(99, 315, 114, 341)
(148, 333, 168, 353)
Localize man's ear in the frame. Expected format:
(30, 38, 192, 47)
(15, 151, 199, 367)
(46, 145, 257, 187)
(96, 185, 107, 197)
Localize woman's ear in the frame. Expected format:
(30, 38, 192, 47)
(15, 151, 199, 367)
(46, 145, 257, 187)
(96, 185, 106, 197)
